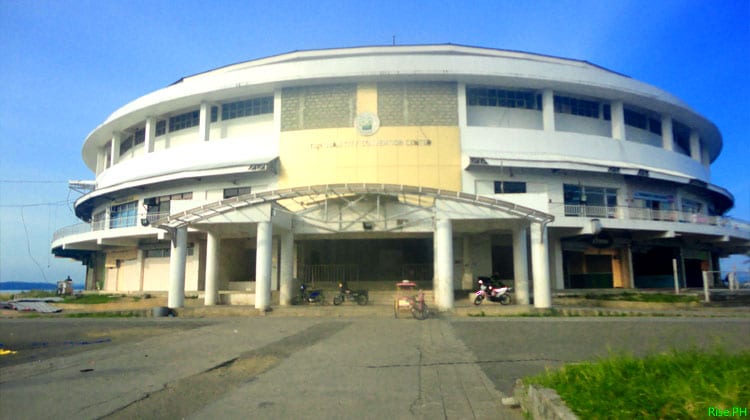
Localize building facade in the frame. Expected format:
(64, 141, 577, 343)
(52, 45, 750, 309)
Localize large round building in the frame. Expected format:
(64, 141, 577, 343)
(52, 44, 750, 310)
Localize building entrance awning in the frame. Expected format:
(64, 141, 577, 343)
(153, 183, 554, 231)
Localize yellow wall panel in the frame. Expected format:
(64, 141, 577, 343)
(279, 109, 461, 191)
(356, 84, 378, 113)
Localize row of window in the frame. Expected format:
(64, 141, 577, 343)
(120, 128, 146, 155)
(554, 96, 609, 120)
(466, 87, 540, 110)
(102, 187, 251, 229)
(467, 86, 683, 135)
(119, 96, 274, 147)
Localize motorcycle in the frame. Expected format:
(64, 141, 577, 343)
(332, 282, 368, 306)
(291, 283, 326, 305)
(474, 278, 512, 305)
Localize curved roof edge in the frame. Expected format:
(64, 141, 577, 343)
(176, 43, 632, 84)
(80, 44, 723, 170)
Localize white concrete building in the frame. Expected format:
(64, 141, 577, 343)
(52, 45, 750, 309)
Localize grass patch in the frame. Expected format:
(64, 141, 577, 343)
(65, 311, 143, 318)
(526, 348, 750, 419)
(585, 292, 699, 303)
(62, 294, 121, 304)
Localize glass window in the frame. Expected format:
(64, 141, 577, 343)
(134, 127, 145, 145)
(169, 110, 200, 132)
(110, 201, 138, 229)
(144, 192, 193, 218)
(494, 181, 527, 194)
(467, 87, 540, 110)
(155, 120, 166, 136)
(119, 135, 134, 155)
(554, 96, 600, 118)
(648, 118, 662, 135)
(221, 96, 273, 120)
(223, 187, 252, 199)
(564, 184, 617, 206)
(624, 109, 647, 129)
(682, 199, 702, 214)
(210, 106, 218, 122)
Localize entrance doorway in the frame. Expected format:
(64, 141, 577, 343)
(298, 238, 433, 286)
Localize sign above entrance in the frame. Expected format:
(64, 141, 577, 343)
(590, 232, 613, 249)
(355, 112, 380, 136)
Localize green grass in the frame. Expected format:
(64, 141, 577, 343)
(62, 294, 121, 304)
(0, 291, 122, 304)
(584, 292, 699, 303)
(65, 311, 143, 318)
(526, 348, 750, 419)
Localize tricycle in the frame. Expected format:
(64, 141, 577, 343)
(394, 280, 429, 320)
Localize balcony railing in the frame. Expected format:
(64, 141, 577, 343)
(52, 205, 750, 245)
(52, 212, 169, 243)
(562, 204, 750, 231)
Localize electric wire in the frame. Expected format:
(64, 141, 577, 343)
(0, 180, 67, 184)
(20, 207, 49, 283)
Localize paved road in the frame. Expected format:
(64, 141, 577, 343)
(451, 317, 750, 395)
(1, 316, 748, 419)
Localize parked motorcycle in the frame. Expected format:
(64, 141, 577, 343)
(474, 278, 512, 305)
(291, 283, 325, 305)
(333, 282, 369, 305)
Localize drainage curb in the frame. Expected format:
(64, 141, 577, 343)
(513, 379, 578, 420)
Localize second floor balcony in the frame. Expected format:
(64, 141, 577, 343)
(560, 204, 750, 235)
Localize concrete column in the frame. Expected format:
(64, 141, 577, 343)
(550, 232, 564, 290)
(661, 115, 674, 151)
(611, 101, 625, 140)
(701, 148, 711, 170)
(512, 224, 530, 305)
(199, 101, 211, 142)
(137, 249, 146, 292)
(273, 89, 282, 134)
(457, 83, 468, 128)
(204, 231, 220, 306)
(624, 244, 635, 289)
(434, 235, 440, 302)
(542, 89, 555, 132)
(461, 235, 473, 289)
(110, 132, 122, 166)
(280, 231, 294, 306)
(145, 116, 156, 153)
(435, 219, 454, 310)
(168, 226, 188, 309)
(689, 129, 701, 161)
(255, 221, 273, 310)
(530, 223, 551, 308)
(96, 147, 105, 174)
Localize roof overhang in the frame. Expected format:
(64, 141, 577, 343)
(154, 183, 554, 230)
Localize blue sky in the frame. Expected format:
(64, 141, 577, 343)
(1, 0, 748, 284)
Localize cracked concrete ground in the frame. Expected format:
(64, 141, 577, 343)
(2, 316, 748, 419)
(0, 317, 522, 419)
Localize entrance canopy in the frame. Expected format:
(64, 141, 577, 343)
(153, 183, 554, 231)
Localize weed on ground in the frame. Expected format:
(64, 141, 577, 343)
(526, 347, 750, 419)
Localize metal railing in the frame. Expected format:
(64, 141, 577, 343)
(562, 204, 750, 231)
(298, 264, 359, 286)
(52, 212, 170, 243)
